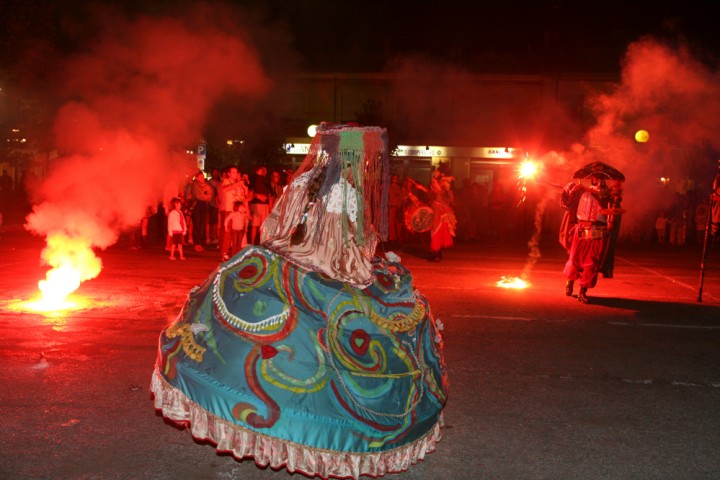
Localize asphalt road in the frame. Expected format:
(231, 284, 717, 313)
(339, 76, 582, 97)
(1, 228, 719, 480)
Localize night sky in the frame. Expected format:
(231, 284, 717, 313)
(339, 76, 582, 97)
(2, 0, 720, 75)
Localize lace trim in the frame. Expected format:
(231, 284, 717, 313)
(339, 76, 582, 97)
(324, 178, 358, 222)
(151, 368, 443, 480)
(212, 246, 290, 332)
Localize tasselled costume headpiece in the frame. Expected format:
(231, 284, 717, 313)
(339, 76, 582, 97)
(289, 123, 389, 249)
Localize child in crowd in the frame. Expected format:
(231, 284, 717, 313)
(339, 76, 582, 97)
(224, 200, 249, 259)
(167, 197, 187, 260)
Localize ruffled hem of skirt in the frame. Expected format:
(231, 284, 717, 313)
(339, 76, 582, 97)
(150, 368, 443, 479)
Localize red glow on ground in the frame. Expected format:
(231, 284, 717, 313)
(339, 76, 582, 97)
(8, 294, 93, 318)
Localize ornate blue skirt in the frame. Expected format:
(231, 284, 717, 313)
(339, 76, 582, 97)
(151, 245, 448, 479)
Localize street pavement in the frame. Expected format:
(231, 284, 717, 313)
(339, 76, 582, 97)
(1, 225, 720, 480)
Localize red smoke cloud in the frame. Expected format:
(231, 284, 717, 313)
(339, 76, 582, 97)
(26, 5, 269, 245)
(24, 4, 270, 296)
(585, 38, 720, 239)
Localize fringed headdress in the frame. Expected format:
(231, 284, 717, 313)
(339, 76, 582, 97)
(289, 123, 389, 248)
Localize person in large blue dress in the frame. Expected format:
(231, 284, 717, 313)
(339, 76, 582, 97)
(151, 123, 448, 479)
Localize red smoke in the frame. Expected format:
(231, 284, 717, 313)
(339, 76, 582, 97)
(585, 38, 720, 239)
(24, 4, 270, 297)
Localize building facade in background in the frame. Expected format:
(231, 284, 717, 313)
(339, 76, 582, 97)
(279, 71, 617, 189)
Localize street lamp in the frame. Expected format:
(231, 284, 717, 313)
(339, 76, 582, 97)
(635, 130, 649, 143)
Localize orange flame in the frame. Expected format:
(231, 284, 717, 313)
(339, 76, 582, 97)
(496, 276, 530, 289)
(37, 233, 102, 311)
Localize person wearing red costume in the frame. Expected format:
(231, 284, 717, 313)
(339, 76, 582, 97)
(562, 174, 612, 304)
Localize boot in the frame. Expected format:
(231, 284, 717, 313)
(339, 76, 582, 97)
(428, 250, 441, 262)
(565, 280, 574, 296)
(578, 286, 589, 304)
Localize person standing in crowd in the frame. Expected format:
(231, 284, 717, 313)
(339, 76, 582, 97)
(669, 212, 679, 245)
(207, 167, 222, 247)
(454, 178, 473, 242)
(162, 170, 182, 251)
(180, 194, 194, 247)
(224, 200, 249, 257)
(677, 207, 688, 246)
(188, 170, 213, 252)
(129, 201, 157, 251)
(248, 165, 273, 245)
(217, 165, 249, 261)
(562, 174, 612, 304)
(269, 170, 284, 210)
(388, 174, 403, 245)
(695, 201, 709, 246)
(488, 181, 508, 240)
(167, 197, 187, 260)
(655, 211, 668, 244)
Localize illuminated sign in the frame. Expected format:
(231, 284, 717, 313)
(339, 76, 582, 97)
(480, 147, 519, 159)
(393, 146, 444, 157)
(283, 143, 520, 159)
(284, 143, 311, 155)
(197, 142, 207, 171)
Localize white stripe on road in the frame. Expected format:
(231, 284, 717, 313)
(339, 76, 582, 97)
(615, 256, 719, 302)
(616, 257, 699, 291)
(609, 321, 720, 330)
(451, 314, 534, 321)
(622, 378, 720, 388)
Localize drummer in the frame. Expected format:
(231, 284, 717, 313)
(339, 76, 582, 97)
(562, 173, 612, 303)
(407, 166, 457, 261)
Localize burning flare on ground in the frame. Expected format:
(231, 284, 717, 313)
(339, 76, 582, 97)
(496, 276, 530, 289)
(35, 233, 102, 311)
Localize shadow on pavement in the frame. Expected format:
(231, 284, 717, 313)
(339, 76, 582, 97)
(590, 296, 720, 323)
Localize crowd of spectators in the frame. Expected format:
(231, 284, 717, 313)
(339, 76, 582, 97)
(2, 163, 719, 254)
(149, 165, 293, 260)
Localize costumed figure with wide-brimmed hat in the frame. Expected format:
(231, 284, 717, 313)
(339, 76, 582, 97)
(560, 161, 625, 304)
(150, 123, 448, 479)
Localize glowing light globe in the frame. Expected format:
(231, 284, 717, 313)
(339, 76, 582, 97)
(635, 130, 649, 143)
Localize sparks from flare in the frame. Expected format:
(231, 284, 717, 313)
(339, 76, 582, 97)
(499, 175, 553, 291)
(516, 157, 540, 206)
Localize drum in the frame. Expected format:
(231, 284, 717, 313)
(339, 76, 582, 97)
(405, 204, 434, 233)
